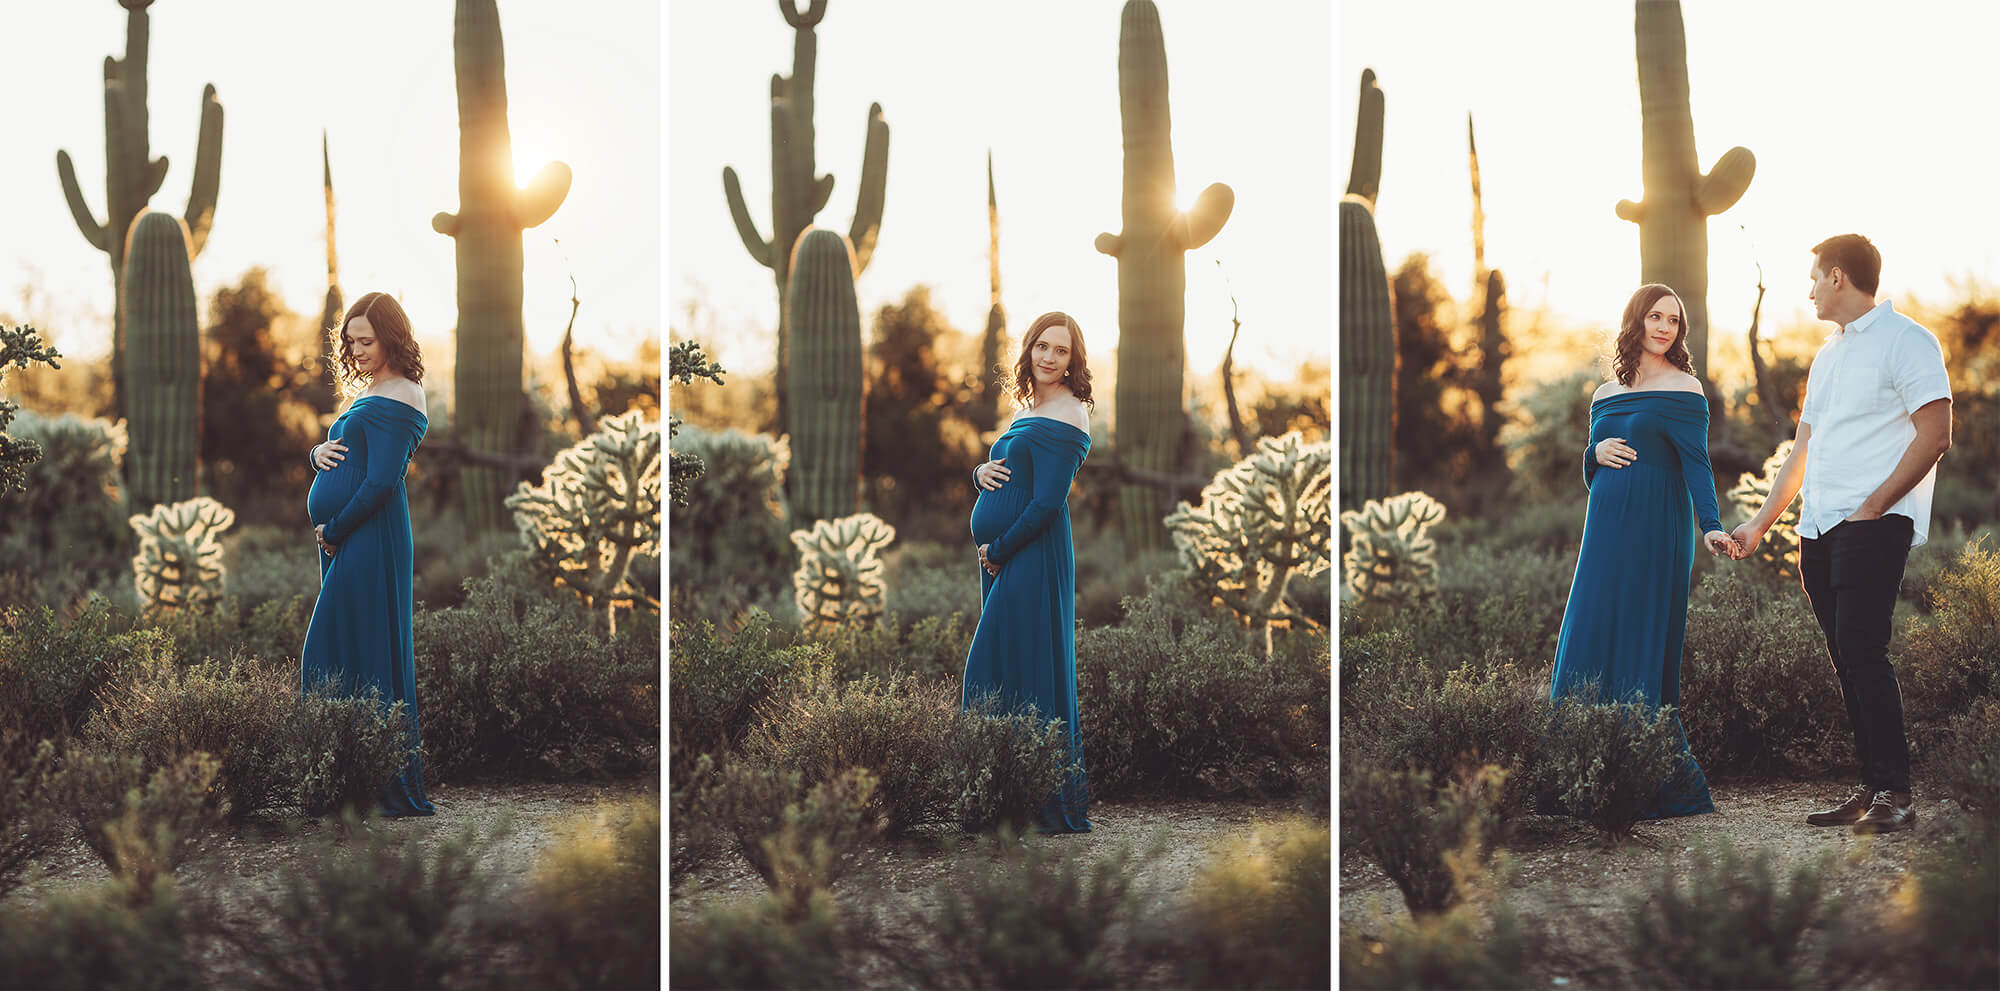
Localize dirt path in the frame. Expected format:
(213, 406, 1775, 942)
(1340, 778, 1983, 989)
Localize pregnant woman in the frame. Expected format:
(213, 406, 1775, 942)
(1549, 283, 1736, 820)
(966, 311, 1095, 834)
(302, 291, 434, 817)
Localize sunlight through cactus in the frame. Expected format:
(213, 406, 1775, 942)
(790, 513, 897, 633)
(1727, 440, 1800, 582)
(1339, 491, 1446, 608)
(1164, 431, 1332, 655)
(507, 408, 662, 635)
(129, 496, 235, 616)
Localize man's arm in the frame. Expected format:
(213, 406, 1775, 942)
(1847, 398, 1952, 521)
(1732, 421, 1812, 555)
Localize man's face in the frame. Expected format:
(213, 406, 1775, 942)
(1808, 262, 1837, 321)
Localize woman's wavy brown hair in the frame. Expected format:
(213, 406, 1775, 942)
(1007, 311, 1094, 410)
(1612, 283, 1695, 386)
(329, 291, 425, 400)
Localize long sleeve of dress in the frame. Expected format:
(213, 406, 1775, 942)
(323, 416, 406, 545)
(1583, 436, 1600, 490)
(1667, 410, 1724, 535)
(986, 435, 1084, 566)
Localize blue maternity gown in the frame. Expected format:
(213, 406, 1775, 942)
(1549, 390, 1719, 819)
(301, 394, 434, 817)
(963, 414, 1091, 833)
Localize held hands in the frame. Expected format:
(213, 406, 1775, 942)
(1703, 530, 1737, 558)
(312, 440, 348, 471)
(1595, 437, 1637, 468)
(1727, 522, 1765, 561)
(974, 457, 1010, 491)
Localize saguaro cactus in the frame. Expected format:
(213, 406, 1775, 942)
(785, 227, 864, 526)
(312, 130, 342, 415)
(1094, 0, 1234, 551)
(1615, 0, 1754, 422)
(1339, 68, 1392, 511)
(723, 0, 889, 434)
(123, 210, 201, 513)
(56, 0, 222, 423)
(433, 0, 574, 533)
(974, 150, 1006, 434)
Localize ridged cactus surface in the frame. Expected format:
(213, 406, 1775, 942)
(56, 0, 222, 422)
(790, 512, 896, 634)
(433, 0, 573, 532)
(784, 227, 863, 526)
(723, 0, 889, 433)
(1614, 0, 1753, 404)
(122, 209, 201, 513)
(1339, 490, 1446, 608)
(1094, 0, 1233, 551)
(129, 495, 234, 617)
(1339, 69, 1392, 510)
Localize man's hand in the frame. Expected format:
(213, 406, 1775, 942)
(1843, 505, 1885, 523)
(1729, 522, 1763, 560)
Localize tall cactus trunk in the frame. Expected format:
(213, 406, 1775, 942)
(433, 0, 572, 533)
(1467, 114, 1508, 464)
(312, 130, 342, 416)
(1339, 69, 1392, 509)
(974, 150, 1005, 434)
(123, 210, 201, 513)
(1616, 0, 1754, 439)
(785, 228, 864, 526)
(55, 1, 222, 423)
(723, 1, 888, 437)
(1095, 0, 1233, 551)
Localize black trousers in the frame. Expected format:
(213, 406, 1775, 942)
(1800, 514, 1914, 793)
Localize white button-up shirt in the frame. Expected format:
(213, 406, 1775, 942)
(1798, 299, 1953, 547)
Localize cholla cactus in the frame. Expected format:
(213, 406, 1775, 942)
(790, 513, 896, 633)
(1165, 431, 1332, 655)
(1339, 490, 1446, 608)
(129, 496, 234, 616)
(506, 408, 662, 635)
(1, 325, 63, 495)
(1727, 440, 1800, 582)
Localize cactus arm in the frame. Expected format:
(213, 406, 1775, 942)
(144, 156, 168, 199)
(1615, 198, 1645, 223)
(1696, 146, 1755, 215)
(1345, 68, 1384, 204)
(812, 174, 835, 215)
(847, 103, 888, 273)
(431, 211, 461, 237)
(56, 152, 110, 252)
(779, 0, 827, 28)
(722, 166, 772, 267)
(1094, 232, 1122, 257)
(1171, 182, 1233, 251)
(183, 84, 222, 256)
(515, 160, 571, 228)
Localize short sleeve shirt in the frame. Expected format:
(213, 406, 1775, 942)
(1797, 299, 1953, 547)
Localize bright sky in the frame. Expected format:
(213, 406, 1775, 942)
(2, 1, 660, 368)
(1337, 0, 2000, 368)
(668, 1, 1336, 384)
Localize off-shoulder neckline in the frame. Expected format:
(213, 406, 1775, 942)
(349, 394, 428, 417)
(1007, 413, 1089, 436)
(1591, 389, 1706, 405)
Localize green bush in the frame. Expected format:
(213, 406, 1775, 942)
(1076, 579, 1323, 797)
(1541, 688, 1689, 841)
(1339, 891, 1535, 990)
(1894, 828, 2000, 989)
(83, 656, 295, 822)
(1340, 542, 1575, 681)
(0, 733, 66, 899)
(1174, 818, 1331, 990)
(154, 593, 315, 669)
(1925, 697, 2000, 816)
(807, 611, 974, 685)
(668, 882, 849, 990)
(666, 424, 792, 610)
(1623, 839, 1829, 990)
(219, 525, 324, 612)
(1898, 536, 2000, 735)
(667, 608, 826, 781)
(0, 409, 133, 593)
(689, 760, 881, 895)
(1341, 654, 1550, 827)
(1496, 369, 1597, 502)
(1341, 762, 1507, 916)
(946, 693, 1076, 833)
(1680, 567, 1851, 778)
(884, 540, 984, 628)
(0, 876, 200, 991)
(291, 685, 416, 818)
(414, 556, 658, 783)
(0, 600, 168, 748)
(56, 748, 219, 889)
(513, 795, 662, 991)
(1073, 527, 1179, 630)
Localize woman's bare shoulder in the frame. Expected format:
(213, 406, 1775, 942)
(379, 378, 428, 411)
(1056, 397, 1090, 433)
(1669, 371, 1704, 394)
(1592, 379, 1625, 401)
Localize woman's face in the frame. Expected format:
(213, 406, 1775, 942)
(1030, 324, 1074, 386)
(346, 314, 387, 377)
(1640, 293, 1683, 358)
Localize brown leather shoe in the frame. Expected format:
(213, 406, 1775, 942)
(1806, 784, 1874, 826)
(1852, 790, 1916, 834)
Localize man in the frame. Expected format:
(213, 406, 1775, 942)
(1731, 234, 1952, 834)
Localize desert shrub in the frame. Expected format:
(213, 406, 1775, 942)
(1341, 762, 1507, 916)
(1898, 536, 2000, 734)
(1892, 829, 2000, 989)
(1622, 839, 1829, 990)
(82, 656, 295, 821)
(154, 593, 314, 669)
(1341, 655, 1550, 826)
(512, 795, 662, 991)
(808, 611, 974, 684)
(0, 600, 168, 748)
(1497, 368, 1597, 502)
(1341, 541, 1575, 679)
(1172, 818, 1331, 990)
(1899, 520, 1993, 615)
(1339, 892, 1535, 991)
(689, 760, 881, 894)
(56, 748, 219, 889)
(291, 686, 416, 818)
(408, 504, 521, 610)
(1924, 697, 2000, 816)
(0, 876, 200, 991)
(414, 557, 658, 782)
(197, 811, 514, 991)
(1073, 525, 1179, 629)
(666, 424, 791, 605)
(1541, 688, 1689, 841)
(1680, 567, 1850, 778)
(667, 608, 827, 781)
(1076, 579, 1323, 797)
(0, 734, 67, 899)
(883, 540, 984, 628)
(1433, 493, 1585, 557)
(0, 409, 132, 590)
(945, 693, 1076, 833)
(219, 525, 323, 612)
(668, 881, 849, 991)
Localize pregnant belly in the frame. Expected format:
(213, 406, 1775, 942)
(970, 485, 1026, 545)
(307, 464, 360, 524)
